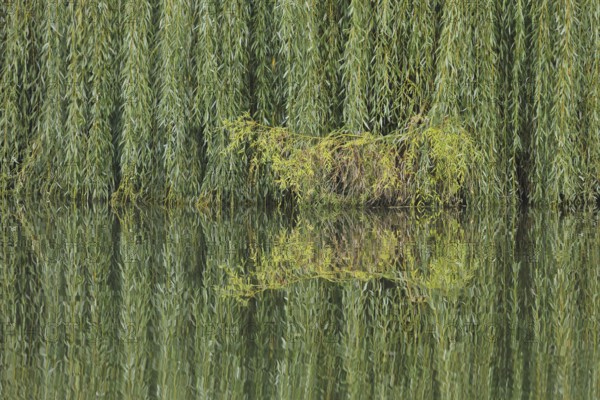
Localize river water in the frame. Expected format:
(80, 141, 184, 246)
(0, 203, 598, 399)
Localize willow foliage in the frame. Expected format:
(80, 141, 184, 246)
(506, 0, 526, 200)
(199, 0, 251, 204)
(113, 0, 156, 203)
(158, 0, 200, 204)
(278, 0, 325, 136)
(406, 0, 437, 118)
(372, 0, 400, 134)
(16, 0, 65, 197)
(530, 0, 555, 205)
(431, 0, 470, 120)
(1, 0, 598, 207)
(192, 0, 218, 132)
(472, 0, 500, 199)
(0, 1, 31, 194)
(218, 0, 250, 120)
(320, 0, 348, 132)
(88, 0, 119, 200)
(552, 0, 580, 205)
(63, 0, 92, 199)
(342, 0, 373, 133)
(579, 0, 600, 201)
(250, 0, 282, 125)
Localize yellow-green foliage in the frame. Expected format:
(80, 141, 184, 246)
(205, 114, 484, 209)
(210, 115, 406, 207)
(403, 117, 486, 207)
(288, 133, 405, 206)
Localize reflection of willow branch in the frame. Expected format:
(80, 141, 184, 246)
(16, 202, 119, 397)
(155, 209, 201, 397)
(15, 202, 60, 269)
(118, 208, 157, 398)
(12, 202, 67, 397)
(277, 279, 340, 398)
(0, 205, 26, 398)
(196, 205, 252, 396)
(81, 204, 117, 395)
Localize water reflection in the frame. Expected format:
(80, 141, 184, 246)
(0, 202, 598, 399)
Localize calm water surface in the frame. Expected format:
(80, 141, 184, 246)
(0, 203, 598, 399)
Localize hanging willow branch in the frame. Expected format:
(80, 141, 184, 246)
(277, 0, 326, 136)
(158, 0, 201, 204)
(372, 0, 398, 135)
(319, 0, 347, 133)
(18, 0, 67, 197)
(530, 0, 555, 205)
(88, 0, 119, 201)
(406, 0, 437, 121)
(551, 0, 579, 205)
(199, 0, 251, 204)
(430, 0, 469, 121)
(0, 1, 31, 194)
(250, 0, 281, 126)
(64, 0, 91, 200)
(473, 0, 500, 201)
(579, 0, 600, 202)
(113, 0, 156, 204)
(192, 0, 219, 140)
(342, 0, 372, 133)
(506, 0, 526, 200)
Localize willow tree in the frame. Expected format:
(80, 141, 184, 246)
(24, 2, 45, 155)
(192, 0, 219, 138)
(342, 0, 372, 133)
(199, 0, 252, 204)
(406, 0, 437, 119)
(473, 0, 501, 200)
(390, 0, 414, 129)
(0, 5, 5, 67)
(530, 0, 558, 205)
(551, 0, 580, 205)
(217, 0, 250, 126)
(88, 1, 120, 200)
(114, 0, 157, 202)
(63, 0, 92, 199)
(430, 0, 470, 120)
(505, 0, 526, 201)
(0, 1, 31, 193)
(250, 0, 282, 126)
(372, 0, 401, 134)
(278, 0, 325, 136)
(158, 0, 200, 203)
(579, 0, 600, 202)
(320, 0, 348, 133)
(17, 0, 66, 197)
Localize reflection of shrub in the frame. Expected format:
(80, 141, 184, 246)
(424, 244, 477, 293)
(219, 216, 406, 301)
(219, 211, 481, 302)
(405, 218, 479, 296)
(199, 114, 486, 209)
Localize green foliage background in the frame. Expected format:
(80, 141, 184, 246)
(0, 0, 598, 207)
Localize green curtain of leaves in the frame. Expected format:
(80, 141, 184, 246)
(0, 0, 598, 207)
